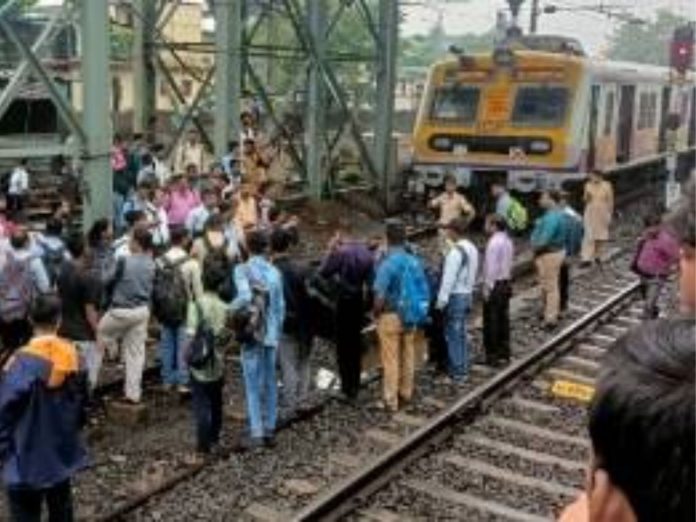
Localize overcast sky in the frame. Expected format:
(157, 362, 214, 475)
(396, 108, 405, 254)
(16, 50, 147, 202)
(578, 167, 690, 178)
(37, 0, 695, 57)
(401, 0, 695, 56)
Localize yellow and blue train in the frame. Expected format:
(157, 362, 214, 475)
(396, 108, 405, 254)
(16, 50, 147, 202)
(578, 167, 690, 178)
(409, 35, 695, 200)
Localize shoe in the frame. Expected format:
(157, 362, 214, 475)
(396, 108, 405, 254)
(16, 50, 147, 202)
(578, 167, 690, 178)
(183, 451, 207, 466)
(372, 400, 397, 413)
(177, 385, 191, 396)
(263, 435, 276, 448)
(240, 436, 265, 452)
(543, 322, 558, 332)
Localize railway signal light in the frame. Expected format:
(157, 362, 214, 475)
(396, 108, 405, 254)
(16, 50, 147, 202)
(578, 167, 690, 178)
(671, 25, 694, 75)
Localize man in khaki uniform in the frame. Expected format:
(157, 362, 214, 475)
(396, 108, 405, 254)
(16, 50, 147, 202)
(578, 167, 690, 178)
(581, 170, 614, 265)
(429, 173, 476, 252)
(429, 173, 476, 225)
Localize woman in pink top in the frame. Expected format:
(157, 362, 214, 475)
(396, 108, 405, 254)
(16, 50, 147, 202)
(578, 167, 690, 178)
(166, 175, 201, 228)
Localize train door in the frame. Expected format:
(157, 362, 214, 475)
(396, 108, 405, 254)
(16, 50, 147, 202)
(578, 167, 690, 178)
(616, 85, 635, 163)
(659, 86, 672, 152)
(587, 85, 600, 171)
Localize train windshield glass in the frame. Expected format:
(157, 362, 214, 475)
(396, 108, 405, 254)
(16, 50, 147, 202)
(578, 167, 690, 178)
(429, 86, 480, 123)
(512, 86, 568, 126)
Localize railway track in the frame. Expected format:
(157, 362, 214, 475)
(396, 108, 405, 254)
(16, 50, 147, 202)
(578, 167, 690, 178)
(44, 189, 658, 520)
(292, 279, 643, 521)
(92, 256, 645, 522)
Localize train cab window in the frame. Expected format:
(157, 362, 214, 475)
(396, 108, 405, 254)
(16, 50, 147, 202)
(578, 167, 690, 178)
(603, 91, 615, 136)
(511, 86, 568, 126)
(429, 86, 480, 123)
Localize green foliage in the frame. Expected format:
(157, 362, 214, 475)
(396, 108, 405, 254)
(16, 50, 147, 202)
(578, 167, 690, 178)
(400, 27, 497, 70)
(110, 26, 133, 61)
(607, 9, 691, 66)
(14, 0, 39, 10)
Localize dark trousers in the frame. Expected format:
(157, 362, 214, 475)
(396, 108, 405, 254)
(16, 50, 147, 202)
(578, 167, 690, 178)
(559, 261, 570, 312)
(7, 480, 73, 522)
(425, 308, 447, 373)
(335, 294, 364, 399)
(191, 378, 223, 453)
(482, 281, 511, 364)
(0, 318, 33, 353)
(6, 194, 26, 216)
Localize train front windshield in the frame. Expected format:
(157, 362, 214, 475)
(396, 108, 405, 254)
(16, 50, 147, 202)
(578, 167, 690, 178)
(429, 86, 480, 123)
(512, 86, 569, 127)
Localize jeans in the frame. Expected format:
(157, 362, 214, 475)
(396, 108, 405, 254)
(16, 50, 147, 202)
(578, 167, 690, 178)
(113, 192, 125, 236)
(191, 379, 223, 453)
(640, 276, 666, 319)
(159, 325, 189, 386)
(444, 293, 471, 380)
(278, 334, 311, 415)
(7, 480, 73, 522)
(241, 343, 278, 439)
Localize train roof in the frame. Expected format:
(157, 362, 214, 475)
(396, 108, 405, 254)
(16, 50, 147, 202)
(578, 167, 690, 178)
(431, 48, 693, 84)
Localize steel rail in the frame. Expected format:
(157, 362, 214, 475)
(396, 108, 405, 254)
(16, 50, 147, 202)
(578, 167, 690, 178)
(292, 280, 641, 521)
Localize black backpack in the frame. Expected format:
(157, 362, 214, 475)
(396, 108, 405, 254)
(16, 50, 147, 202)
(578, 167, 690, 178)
(187, 301, 216, 370)
(232, 266, 269, 345)
(152, 256, 190, 326)
(202, 235, 236, 301)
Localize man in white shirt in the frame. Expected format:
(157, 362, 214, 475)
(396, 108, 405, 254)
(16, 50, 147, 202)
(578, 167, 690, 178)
(114, 210, 148, 259)
(436, 216, 479, 382)
(185, 187, 218, 237)
(175, 129, 207, 175)
(7, 159, 29, 214)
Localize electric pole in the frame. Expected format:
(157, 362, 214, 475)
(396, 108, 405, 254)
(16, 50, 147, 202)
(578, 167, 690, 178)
(529, 0, 540, 33)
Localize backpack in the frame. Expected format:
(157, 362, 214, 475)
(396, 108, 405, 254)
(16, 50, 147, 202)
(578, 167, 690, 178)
(506, 197, 529, 232)
(39, 239, 66, 287)
(0, 251, 35, 322)
(202, 235, 236, 301)
(187, 301, 216, 370)
(152, 256, 190, 326)
(232, 265, 269, 345)
(395, 253, 431, 329)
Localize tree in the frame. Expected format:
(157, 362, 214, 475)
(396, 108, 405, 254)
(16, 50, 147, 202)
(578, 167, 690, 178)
(400, 27, 497, 70)
(607, 9, 691, 66)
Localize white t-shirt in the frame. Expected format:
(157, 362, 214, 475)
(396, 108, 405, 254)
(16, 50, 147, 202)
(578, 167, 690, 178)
(8, 167, 29, 195)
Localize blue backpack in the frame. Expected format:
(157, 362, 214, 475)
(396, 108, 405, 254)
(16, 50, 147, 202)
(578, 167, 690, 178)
(396, 253, 431, 329)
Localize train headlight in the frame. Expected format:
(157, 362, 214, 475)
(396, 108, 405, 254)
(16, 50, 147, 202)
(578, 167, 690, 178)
(432, 137, 452, 151)
(529, 140, 551, 153)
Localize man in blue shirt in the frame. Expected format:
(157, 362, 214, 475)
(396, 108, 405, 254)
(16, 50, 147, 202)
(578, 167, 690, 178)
(373, 221, 428, 412)
(232, 231, 285, 448)
(531, 190, 567, 330)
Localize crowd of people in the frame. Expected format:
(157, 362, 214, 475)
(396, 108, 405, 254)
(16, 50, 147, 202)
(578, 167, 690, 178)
(0, 121, 693, 521)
